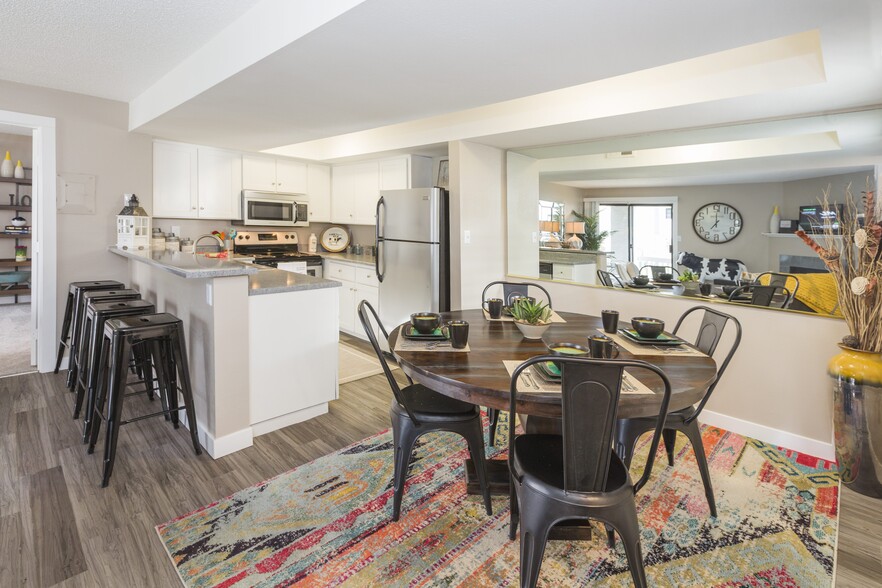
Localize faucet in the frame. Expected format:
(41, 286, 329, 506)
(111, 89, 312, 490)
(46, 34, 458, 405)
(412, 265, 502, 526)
(194, 233, 225, 253)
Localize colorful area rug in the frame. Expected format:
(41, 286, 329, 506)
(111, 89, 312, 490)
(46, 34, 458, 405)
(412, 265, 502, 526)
(156, 422, 839, 587)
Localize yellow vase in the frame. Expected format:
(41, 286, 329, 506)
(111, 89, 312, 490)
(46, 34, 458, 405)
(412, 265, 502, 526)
(0, 151, 12, 178)
(828, 344, 882, 497)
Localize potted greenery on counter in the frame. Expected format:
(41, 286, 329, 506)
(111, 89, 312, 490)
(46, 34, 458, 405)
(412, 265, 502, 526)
(509, 298, 553, 339)
(570, 210, 611, 251)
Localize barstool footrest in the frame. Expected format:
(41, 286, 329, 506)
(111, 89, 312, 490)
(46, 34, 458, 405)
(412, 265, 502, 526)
(120, 405, 187, 426)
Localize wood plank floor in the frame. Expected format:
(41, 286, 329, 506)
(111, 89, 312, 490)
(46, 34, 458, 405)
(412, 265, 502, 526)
(1, 348, 880, 586)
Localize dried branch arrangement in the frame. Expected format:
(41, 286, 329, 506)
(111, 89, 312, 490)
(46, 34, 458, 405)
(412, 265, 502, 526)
(796, 180, 882, 352)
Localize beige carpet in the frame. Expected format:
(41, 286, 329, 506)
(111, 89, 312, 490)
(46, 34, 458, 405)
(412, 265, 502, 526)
(0, 304, 34, 378)
(339, 342, 395, 384)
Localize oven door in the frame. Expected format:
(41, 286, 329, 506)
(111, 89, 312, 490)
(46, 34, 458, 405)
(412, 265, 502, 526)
(242, 192, 298, 226)
(306, 264, 322, 279)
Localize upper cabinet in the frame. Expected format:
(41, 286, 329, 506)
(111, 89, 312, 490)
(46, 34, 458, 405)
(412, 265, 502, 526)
(243, 155, 307, 194)
(153, 141, 242, 220)
(307, 163, 331, 223)
(331, 156, 433, 225)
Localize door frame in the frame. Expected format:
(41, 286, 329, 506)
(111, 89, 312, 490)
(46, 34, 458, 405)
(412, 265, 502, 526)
(584, 196, 679, 268)
(0, 108, 57, 372)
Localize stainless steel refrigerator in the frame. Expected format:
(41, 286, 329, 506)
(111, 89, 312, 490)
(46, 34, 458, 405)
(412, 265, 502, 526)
(376, 187, 450, 329)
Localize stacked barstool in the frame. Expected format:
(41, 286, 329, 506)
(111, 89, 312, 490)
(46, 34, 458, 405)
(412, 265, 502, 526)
(54, 280, 125, 379)
(88, 313, 202, 487)
(76, 298, 158, 443)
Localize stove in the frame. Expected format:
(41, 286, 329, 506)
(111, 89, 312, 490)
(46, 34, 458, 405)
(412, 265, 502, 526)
(234, 230, 323, 277)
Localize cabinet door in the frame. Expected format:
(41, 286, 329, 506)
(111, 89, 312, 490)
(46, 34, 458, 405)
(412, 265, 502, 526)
(275, 158, 308, 194)
(338, 280, 356, 332)
(378, 157, 409, 190)
(242, 155, 277, 192)
(352, 162, 380, 225)
(307, 163, 331, 223)
(331, 165, 355, 223)
(153, 142, 197, 218)
(197, 147, 242, 219)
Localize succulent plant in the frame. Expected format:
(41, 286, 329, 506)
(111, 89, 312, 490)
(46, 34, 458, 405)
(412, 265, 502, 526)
(678, 270, 699, 283)
(509, 298, 552, 325)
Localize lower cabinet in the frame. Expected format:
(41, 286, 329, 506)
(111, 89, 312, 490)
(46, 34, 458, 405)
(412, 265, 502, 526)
(553, 262, 596, 284)
(325, 260, 380, 340)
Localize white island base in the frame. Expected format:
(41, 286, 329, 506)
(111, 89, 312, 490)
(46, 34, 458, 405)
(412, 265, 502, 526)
(249, 287, 339, 436)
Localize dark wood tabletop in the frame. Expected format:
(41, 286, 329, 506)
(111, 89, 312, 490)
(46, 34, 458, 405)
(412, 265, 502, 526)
(390, 309, 718, 419)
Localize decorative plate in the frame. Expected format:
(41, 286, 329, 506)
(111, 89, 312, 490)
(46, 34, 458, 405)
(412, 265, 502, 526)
(320, 226, 350, 252)
(619, 329, 684, 346)
(401, 326, 447, 341)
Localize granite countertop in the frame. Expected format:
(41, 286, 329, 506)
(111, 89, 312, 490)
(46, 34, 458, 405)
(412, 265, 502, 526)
(247, 267, 341, 296)
(321, 252, 376, 266)
(110, 247, 260, 278)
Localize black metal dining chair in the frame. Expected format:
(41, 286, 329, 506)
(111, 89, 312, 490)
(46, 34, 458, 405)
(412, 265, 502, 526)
(615, 306, 741, 518)
(596, 269, 624, 288)
(727, 284, 790, 308)
(482, 280, 553, 447)
(357, 300, 492, 521)
(754, 272, 800, 307)
(481, 280, 552, 308)
(508, 355, 672, 588)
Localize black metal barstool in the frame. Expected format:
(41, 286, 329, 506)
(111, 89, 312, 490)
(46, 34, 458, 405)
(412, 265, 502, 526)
(75, 299, 157, 442)
(88, 313, 201, 487)
(54, 280, 125, 375)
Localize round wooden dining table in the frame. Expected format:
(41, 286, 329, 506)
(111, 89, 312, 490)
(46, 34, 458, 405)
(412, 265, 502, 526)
(389, 309, 718, 420)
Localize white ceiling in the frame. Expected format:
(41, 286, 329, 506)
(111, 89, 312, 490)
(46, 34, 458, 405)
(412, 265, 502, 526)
(1, 0, 881, 186)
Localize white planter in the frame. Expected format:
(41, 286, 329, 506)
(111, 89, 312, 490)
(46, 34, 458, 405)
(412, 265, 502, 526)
(514, 321, 551, 339)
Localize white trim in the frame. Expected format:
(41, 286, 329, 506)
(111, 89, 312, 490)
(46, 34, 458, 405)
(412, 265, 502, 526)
(701, 409, 835, 461)
(202, 426, 254, 459)
(251, 403, 328, 437)
(0, 109, 57, 374)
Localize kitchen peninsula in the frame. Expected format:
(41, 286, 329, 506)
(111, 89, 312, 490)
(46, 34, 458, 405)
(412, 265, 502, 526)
(110, 247, 340, 457)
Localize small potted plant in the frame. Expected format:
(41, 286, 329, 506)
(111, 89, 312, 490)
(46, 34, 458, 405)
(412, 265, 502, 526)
(509, 298, 553, 339)
(675, 269, 700, 296)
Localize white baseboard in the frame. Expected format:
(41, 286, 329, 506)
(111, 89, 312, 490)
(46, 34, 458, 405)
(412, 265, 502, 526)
(178, 411, 254, 459)
(701, 409, 835, 461)
(251, 403, 328, 437)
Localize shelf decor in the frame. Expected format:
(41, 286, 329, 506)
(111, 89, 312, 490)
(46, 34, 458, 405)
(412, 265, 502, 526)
(14, 245, 26, 261)
(116, 194, 151, 251)
(796, 181, 882, 497)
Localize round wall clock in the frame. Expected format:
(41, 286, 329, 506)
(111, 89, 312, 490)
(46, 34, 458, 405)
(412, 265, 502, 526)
(693, 202, 743, 243)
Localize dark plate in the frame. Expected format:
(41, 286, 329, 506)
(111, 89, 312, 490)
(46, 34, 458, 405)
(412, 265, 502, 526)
(401, 326, 447, 341)
(652, 280, 680, 285)
(626, 282, 657, 289)
(534, 361, 562, 382)
(619, 329, 684, 346)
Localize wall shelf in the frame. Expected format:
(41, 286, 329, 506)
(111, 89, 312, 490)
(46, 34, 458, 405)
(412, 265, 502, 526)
(761, 232, 843, 241)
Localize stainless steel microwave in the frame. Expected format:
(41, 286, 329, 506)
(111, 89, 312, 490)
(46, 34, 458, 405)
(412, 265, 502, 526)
(238, 191, 309, 227)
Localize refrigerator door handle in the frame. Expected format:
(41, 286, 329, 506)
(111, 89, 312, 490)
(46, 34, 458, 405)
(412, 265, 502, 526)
(376, 196, 385, 282)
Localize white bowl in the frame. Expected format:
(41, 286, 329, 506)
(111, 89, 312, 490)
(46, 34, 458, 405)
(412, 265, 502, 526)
(514, 321, 551, 340)
(10, 218, 26, 227)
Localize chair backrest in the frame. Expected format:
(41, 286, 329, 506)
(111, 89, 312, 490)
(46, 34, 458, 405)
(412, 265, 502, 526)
(481, 281, 552, 307)
(755, 272, 799, 306)
(614, 261, 639, 283)
(357, 300, 419, 422)
(509, 356, 672, 495)
(671, 306, 742, 421)
(728, 284, 789, 307)
(596, 270, 624, 288)
(639, 265, 680, 280)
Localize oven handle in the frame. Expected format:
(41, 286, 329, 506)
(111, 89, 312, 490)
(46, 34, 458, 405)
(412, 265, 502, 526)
(376, 196, 385, 283)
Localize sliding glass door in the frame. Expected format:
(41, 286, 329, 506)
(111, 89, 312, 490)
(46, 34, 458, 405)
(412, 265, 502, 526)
(597, 203, 674, 269)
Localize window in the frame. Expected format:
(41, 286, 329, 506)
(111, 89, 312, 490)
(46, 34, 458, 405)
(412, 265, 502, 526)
(589, 197, 678, 268)
(538, 200, 564, 241)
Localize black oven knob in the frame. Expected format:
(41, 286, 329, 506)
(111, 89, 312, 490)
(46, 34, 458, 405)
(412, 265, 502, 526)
(245, 235, 250, 240)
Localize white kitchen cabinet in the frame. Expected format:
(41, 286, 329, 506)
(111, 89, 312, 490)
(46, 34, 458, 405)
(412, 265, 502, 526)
(243, 155, 307, 194)
(324, 259, 380, 340)
(153, 141, 198, 218)
(553, 262, 596, 284)
(307, 163, 331, 223)
(197, 147, 242, 219)
(331, 156, 432, 226)
(153, 141, 242, 220)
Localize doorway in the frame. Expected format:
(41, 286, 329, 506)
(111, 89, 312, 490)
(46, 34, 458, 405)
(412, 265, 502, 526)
(0, 109, 57, 374)
(594, 200, 677, 270)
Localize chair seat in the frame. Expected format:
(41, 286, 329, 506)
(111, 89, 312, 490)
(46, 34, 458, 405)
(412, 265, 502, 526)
(512, 434, 631, 502)
(394, 383, 479, 420)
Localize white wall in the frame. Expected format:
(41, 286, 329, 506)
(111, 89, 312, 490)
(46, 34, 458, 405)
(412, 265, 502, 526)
(0, 80, 153, 348)
(449, 140, 507, 310)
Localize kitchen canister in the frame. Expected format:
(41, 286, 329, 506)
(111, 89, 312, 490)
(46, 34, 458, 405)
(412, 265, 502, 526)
(165, 235, 180, 252)
(1, 151, 12, 178)
(180, 238, 195, 253)
(151, 229, 166, 250)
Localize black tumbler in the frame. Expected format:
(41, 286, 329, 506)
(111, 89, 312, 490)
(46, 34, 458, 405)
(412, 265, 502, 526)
(444, 320, 470, 349)
(483, 298, 503, 319)
(601, 310, 619, 334)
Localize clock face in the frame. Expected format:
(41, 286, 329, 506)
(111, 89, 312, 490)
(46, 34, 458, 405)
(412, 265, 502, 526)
(693, 203, 743, 243)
